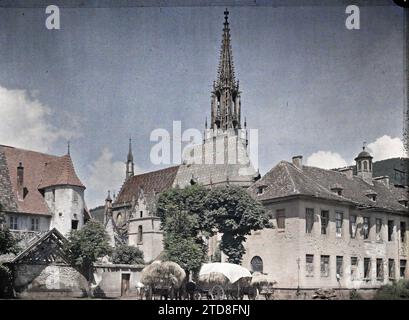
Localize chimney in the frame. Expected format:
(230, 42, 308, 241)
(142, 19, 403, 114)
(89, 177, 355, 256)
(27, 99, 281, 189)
(17, 162, 24, 201)
(339, 167, 353, 180)
(374, 176, 390, 188)
(292, 155, 303, 170)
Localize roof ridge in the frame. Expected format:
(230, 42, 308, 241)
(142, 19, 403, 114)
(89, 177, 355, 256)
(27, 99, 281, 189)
(0, 144, 60, 159)
(282, 161, 298, 193)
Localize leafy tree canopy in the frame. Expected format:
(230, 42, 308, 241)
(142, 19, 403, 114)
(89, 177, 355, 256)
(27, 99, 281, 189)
(203, 186, 271, 264)
(0, 210, 20, 255)
(163, 233, 207, 273)
(157, 184, 271, 267)
(112, 244, 144, 265)
(64, 220, 112, 275)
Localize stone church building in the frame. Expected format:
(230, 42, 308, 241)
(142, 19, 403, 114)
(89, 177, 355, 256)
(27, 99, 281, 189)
(106, 10, 259, 262)
(100, 9, 409, 296)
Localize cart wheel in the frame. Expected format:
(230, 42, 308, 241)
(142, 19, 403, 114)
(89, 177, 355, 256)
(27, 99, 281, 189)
(210, 285, 225, 300)
(193, 292, 202, 300)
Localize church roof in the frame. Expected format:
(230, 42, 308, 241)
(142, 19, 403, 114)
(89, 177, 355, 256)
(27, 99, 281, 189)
(115, 165, 180, 205)
(249, 161, 408, 213)
(0, 145, 84, 215)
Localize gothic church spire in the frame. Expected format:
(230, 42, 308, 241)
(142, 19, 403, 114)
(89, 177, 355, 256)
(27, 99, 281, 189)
(210, 9, 241, 132)
(126, 138, 134, 180)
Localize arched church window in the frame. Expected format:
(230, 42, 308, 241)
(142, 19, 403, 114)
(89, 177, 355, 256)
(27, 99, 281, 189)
(138, 225, 143, 244)
(363, 161, 368, 171)
(250, 256, 263, 273)
(117, 213, 122, 225)
(358, 162, 361, 171)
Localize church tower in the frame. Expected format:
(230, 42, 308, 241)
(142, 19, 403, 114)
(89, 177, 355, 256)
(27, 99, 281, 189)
(126, 138, 134, 180)
(210, 9, 241, 132)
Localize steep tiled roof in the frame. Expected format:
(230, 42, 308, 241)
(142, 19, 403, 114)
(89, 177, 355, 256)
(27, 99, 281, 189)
(38, 154, 85, 189)
(115, 166, 180, 205)
(0, 145, 84, 215)
(249, 161, 408, 213)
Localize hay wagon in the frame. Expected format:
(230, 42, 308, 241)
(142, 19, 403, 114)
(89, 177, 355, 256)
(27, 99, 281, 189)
(192, 263, 258, 300)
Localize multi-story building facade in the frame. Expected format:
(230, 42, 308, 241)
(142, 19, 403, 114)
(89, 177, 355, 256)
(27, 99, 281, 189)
(243, 149, 409, 297)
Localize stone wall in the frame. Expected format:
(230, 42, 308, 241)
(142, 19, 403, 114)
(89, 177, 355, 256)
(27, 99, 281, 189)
(13, 263, 88, 298)
(93, 264, 144, 298)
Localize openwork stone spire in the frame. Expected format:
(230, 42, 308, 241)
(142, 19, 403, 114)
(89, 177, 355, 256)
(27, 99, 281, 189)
(210, 9, 241, 131)
(126, 138, 134, 180)
(216, 9, 236, 89)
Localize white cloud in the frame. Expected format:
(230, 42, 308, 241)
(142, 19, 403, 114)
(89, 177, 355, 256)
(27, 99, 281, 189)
(366, 135, 406, 161)
(0, 85, 79, 152)
(306, 151, 348, 169)
(86, 147, 141, 208)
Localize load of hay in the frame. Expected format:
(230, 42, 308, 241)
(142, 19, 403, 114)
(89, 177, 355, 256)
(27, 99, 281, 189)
(140, 260, 186, 289)
(251, 272, 277, 287)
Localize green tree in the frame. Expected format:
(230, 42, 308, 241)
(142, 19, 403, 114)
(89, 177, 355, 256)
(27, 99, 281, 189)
(157, 184, 271, 267)
(112, 244, 144, 265)
(163, 233, 207, 273)
(202, 186, 271, 264)
(157, 185, 208, 274)
(64, 220, 112, 297)
(0, 207, 19, 298)
(0, 210, 20, 255)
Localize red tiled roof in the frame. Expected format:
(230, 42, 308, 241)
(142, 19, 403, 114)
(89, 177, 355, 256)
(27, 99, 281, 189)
(0, 145, 84, 215)
(38, 154, 85, 189)
(115, 166, 179, 205)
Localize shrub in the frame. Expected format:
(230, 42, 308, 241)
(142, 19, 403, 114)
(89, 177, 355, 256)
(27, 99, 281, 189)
(112, 245, 144, 265)
(374, 280, 409, 300)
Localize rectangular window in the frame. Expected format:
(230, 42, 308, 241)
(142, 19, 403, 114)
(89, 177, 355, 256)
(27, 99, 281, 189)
(400, 260, 407, 278)
(9, 216, 18, 230)
(335, 212, 343, 237)
(320, 255, 330, 277)
(363, 217, 370, 240)
(320, 210, 329, 235)
(306, 254, 314, 277)
(336, 256, 343, 277)
(388, 259, 395, 280)
(305, 208, 314, 233)
(364, 258, 371, 279)
(376, 259, 384, 280)
(276, 209, 285, 230)
(388, 220, 394, 241)
(31, 218, 39, 231)
(400, 222, 406, 243)
(376, 218, 382, 241)
(351, 257, 358, 280)
(350, 215, 357, 239)
(71, 220, 79, 230)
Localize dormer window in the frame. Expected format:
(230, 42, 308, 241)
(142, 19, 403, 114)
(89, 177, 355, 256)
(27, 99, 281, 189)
(257, 185, 267, 195)
(330, 184, 343, 196)
(398, 199, 408, 208)
(365, 190, 377, 202)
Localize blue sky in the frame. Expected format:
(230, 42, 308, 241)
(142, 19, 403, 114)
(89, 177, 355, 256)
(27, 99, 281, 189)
(0, 4, 406, 207)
